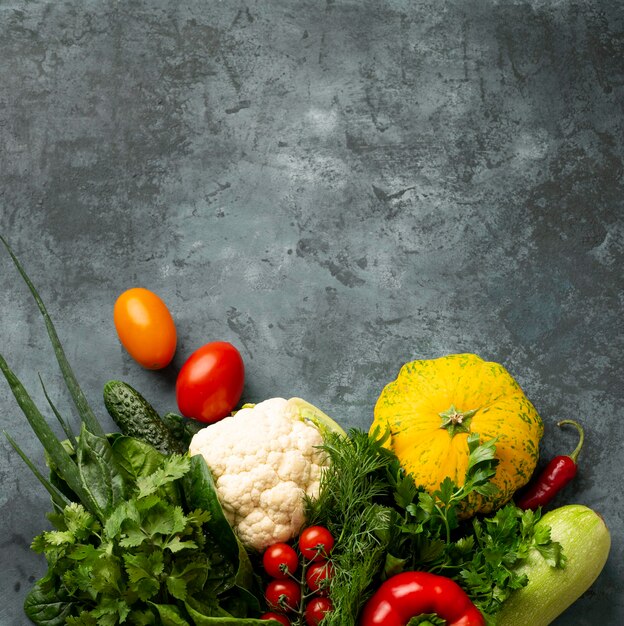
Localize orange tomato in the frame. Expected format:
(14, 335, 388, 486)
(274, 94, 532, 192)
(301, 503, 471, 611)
(113, 287, 177, 369)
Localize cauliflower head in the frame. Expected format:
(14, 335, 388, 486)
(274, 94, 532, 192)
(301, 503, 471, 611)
(189, 397, 337, 551)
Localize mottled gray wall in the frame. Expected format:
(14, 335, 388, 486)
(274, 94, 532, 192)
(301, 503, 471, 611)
(1, 1, 622, 624)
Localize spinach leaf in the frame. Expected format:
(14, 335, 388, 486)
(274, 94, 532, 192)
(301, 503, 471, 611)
(111, 435, 165, 487)
(182, 455, 240, 565)
(76, 425, 125, 517)
(23, 583, 75, 626)
(185, 597, 271, 625)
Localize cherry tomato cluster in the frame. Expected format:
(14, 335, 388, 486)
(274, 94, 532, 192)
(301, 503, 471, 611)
(114, 288, 244, 423)
(259, 526, 335, 626)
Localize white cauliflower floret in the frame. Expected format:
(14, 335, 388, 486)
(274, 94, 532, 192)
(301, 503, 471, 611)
(189, 397, 342, 551)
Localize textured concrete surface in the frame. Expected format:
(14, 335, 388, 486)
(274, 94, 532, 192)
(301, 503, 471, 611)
(1, 0, 622, 623)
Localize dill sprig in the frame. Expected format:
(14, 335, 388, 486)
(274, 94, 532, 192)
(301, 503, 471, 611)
(305, 429, 399, 625)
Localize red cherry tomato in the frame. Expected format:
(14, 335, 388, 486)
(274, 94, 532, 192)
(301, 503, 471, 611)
(305, 560, 334, 594)
(305, 597, 333, 626)
(298, 526, 335, 561)
(263, 543, 299, 579)
(113, 287, 176, 369)
(175, 341, 244, 423)
(260, 613, 291, 625)
(265, 579, 301, 613)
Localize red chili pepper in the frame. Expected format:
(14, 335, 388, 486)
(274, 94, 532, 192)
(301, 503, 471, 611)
(516, 419, 585, 511)
(359, 571, 485, 626)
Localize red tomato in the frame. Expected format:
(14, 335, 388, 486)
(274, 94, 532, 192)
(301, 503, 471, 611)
(260, 613, 291, 625)
(305, 560, 334, 594)
(175, 341, 244, 423)
(304, 597, 333, 626)
(298, 526, 335, 562)
(263, 543, 299, 579)
(113, 287, 176, 369)
(265, 579, 302, 613)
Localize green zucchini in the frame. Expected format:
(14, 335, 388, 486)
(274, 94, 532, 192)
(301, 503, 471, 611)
(496, 504, 611, 625)
(103, 380, 186, 455)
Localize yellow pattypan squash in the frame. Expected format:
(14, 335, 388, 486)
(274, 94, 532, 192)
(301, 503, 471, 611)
(371, 353, 543, 517)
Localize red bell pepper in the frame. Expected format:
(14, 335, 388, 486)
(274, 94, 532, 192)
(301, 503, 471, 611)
(359, 571, 485, 626)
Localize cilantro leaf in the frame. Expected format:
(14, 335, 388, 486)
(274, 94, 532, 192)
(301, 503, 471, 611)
(136, 455, 190, 498)
(166, 575, 188, 601)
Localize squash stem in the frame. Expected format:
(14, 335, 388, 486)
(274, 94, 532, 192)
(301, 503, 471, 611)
(557, 419, 585, 463)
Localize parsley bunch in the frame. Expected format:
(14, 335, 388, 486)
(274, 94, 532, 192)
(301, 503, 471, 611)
(27, 454, 218, 625)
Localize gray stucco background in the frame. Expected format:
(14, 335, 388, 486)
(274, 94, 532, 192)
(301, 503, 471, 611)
(1, 0, 622, 624)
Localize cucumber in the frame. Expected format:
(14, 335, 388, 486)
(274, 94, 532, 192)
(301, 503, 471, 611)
(496, 504, 611, 625)
(103, 380, 186, 455)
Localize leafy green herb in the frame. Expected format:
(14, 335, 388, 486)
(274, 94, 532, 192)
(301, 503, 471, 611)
(306, 428, 564, 626)
(30, 454, 215, 624)
(305, 429, 400, 625)
(0, 238, 266, 625)
(387, 434, 565, 621)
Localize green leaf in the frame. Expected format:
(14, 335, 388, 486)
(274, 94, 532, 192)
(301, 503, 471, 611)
(39, 375, 78, 451)
(466, 436, 498, 475)
(91, 597, 131, 624)
(143, 503, 187, 537)
(170, 558, 210, 592)
(104, 499, 141, 540)
(136, 454, 190, 499)
(63, 502, 99, 540)
(417, 492, 436, 516)
(151, 603, 191, 626)
(160, 412, 203, 448)
(67, 543, 100, 563)
(62, 565, 91, 595)
(119, 525, 148, 548)
(473, 482, 499, 498)
(90, 553, 122, 594)
(66, 613, 98, 626)
(183, 597, 232, 623)
(3, 430, 70, 512)
(0, 353, 96, 514)
(76, 425, 125, 517)
(434, 477, 456, 506)
(23, 583, 76, 626)
(165, 537, 198, 553)
(111, 436, 164, 486)
(124, 551, 164, 601)
(419, 538, 446, 563)
(534, 538, 566, 568)
(186, 508, 211, 527)
(382, 552, 408, 579)
(390, 468, 420, 509)
(166, 575, 188, 600)
(0, 235, 103, 436)
(41, 529, 75, 546)
(127, 609, 157, 626)
(182, 455, 240, 566)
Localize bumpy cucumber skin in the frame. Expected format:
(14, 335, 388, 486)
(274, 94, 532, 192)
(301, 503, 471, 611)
(103, 380, 185, 455)
(496, 504, 610, 626)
